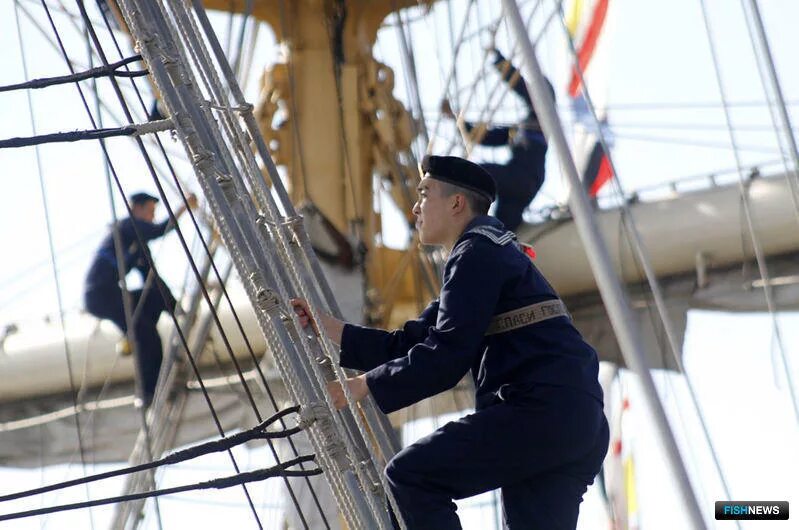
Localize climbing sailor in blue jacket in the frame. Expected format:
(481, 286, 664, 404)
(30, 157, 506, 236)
(293, 155, 608, 529)
(84, 191, 196, 407)
(442, 48, 553, 232)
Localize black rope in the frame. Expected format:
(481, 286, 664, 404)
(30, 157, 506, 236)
(0, 55, 146, 93)
(0, 455, 322, 523)
(0, 124, 137, 149)
(0, 406, 303, 503)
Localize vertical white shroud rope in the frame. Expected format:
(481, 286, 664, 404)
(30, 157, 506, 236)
(181, 1, 405, 524)
(501, 1, 708, 529)
(114, 0, 407, 527)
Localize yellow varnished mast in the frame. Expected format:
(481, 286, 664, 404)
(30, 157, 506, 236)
(203, 0, 438, 328)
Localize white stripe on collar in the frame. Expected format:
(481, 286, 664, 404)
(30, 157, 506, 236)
(466, 225, 516, 246)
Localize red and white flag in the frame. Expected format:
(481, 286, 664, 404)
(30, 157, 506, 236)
(563, 0, 616, 199)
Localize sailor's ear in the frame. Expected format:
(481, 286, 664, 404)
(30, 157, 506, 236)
(451, 193, 468, 214)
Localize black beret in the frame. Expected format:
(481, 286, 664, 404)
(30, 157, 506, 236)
(130, 192, 160, 205)
(421, 155, 496, 202)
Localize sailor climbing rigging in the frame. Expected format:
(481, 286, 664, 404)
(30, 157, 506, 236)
(442, 48, 552, 232)
(293, 155, 608, 529)
(83, 191, 197, 408)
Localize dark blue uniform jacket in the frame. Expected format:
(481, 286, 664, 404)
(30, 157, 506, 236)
(85, 217, 170, 291)
(340, 216, 603, 414)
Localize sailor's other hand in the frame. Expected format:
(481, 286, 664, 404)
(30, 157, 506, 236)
(327, 375, 369, 410)
(290, 297, 346, 343)
(290, 297, 317, 332)
(186, 193, 199, 209)
(439, 98, 455, 119)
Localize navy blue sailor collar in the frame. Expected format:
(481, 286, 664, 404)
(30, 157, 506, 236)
(453, 215, 511, 249)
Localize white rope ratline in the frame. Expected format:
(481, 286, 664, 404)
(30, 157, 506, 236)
(127, 2, 384, 526)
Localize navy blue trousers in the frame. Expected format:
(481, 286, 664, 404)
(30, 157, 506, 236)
(385, 385, 609, 529)
(84, 283, 173, 405)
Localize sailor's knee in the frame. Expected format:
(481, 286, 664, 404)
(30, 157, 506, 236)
(384, 455, 402, 488)
(84, 291, 107, 316)
(385, 445, 427, 491)
(385, 450, 413, 489)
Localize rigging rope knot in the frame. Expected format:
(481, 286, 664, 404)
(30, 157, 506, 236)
(255, 213, 278, 234)
(281, 214, 304, 229)
(358, 459, 383, 496)
(297, 401, 329, 430)
(135, 35, 154, 49)
(321, 436, 350, 471)
(214, 171, 241, 203)
(216, 172, 234, 186)
(171, 110, 197, 139)
(149, 41, 177, 66)
(204, 100, 236, 111)
(133, 118, 174, 136)
(299, 402, 350, 470)
(257, 215, 284, 251)
(317, 355, 337, 382)
(191, 150, 215, 172)
(248, 272, 281, 313)
(281, 215, 304, 245)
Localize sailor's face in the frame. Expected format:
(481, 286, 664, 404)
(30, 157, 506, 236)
(132, 201, 157, 223)
(413, 176, 448, 245)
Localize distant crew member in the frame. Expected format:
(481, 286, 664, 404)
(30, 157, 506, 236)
(84, 191, 197, 408)
(442, 48, 553, 232)
(293, 155, 608, 529)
